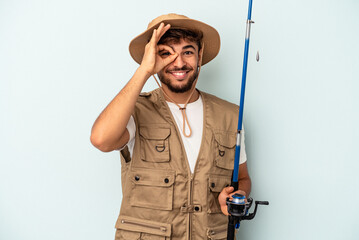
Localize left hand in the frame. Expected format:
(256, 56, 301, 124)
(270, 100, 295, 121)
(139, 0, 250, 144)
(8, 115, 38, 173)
(218, 186, 247, 216)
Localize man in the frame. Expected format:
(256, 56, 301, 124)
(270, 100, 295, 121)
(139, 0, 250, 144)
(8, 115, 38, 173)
(91, 13, 251, 240)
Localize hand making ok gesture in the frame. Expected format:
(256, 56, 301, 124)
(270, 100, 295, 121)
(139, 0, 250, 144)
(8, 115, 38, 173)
(139, 23, 179, 76)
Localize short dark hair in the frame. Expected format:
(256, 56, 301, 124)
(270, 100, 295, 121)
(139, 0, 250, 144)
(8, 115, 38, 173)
(158, 28, 203, 52)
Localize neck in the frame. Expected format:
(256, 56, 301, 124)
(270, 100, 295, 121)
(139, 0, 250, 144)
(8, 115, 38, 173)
(161, 86, 199, 104)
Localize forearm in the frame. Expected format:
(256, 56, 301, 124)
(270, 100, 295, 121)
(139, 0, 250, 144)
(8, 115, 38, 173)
(90, 67, 151, 152)
(237, 162, 251, 198)
(237, 175, 251, 198)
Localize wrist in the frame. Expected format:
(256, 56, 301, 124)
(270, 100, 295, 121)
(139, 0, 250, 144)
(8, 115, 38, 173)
(137, 65, 153, 79)
(136, 66, 153, 80)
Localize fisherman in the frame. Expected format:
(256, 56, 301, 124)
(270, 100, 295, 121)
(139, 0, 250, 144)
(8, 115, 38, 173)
(90, 13, 251, 240)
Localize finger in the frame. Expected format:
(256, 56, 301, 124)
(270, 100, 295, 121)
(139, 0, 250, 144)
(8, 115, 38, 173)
(156, 23, 165, 38)
(161, 52, 178, 65)
(155, 52, 178, 72)
(144, 29, 157, 54)
(233, 190, 247, 196)
(230, 190, 247, 200)
(149, 29, 157, 46)
(157, 24, 171, 40)
(157, 44, 175, 55)
(221, 205, 230, 216)
(223, 186, 234, 194)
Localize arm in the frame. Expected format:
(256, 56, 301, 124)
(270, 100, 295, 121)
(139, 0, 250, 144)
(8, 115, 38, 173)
(237, 162, 251, 197)
(218, 162, 251, 216)
(90, 23, 178, 152)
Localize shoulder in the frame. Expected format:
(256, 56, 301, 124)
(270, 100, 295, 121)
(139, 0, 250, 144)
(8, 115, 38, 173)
(137, 88, 161, 103)
(200, 90, 239, 131)
(200, 90, 239, 114)
(133, 88, 168, 124)
(135, 88, 165, 111)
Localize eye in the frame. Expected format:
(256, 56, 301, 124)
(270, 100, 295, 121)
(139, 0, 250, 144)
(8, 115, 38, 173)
(159, 51, 171, 57)
(184, 51, 194, 55)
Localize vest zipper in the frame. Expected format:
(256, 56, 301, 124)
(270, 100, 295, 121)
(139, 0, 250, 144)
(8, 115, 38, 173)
(120, 219, 167, 233)
(159, 91, 204, 240)
(189, 174, 194, 240)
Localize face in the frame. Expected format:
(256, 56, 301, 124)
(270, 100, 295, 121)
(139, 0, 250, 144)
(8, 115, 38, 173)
(157, 39, 200, 93)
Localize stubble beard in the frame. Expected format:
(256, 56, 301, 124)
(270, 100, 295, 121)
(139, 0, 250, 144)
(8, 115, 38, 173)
(157, 67, 199, 93)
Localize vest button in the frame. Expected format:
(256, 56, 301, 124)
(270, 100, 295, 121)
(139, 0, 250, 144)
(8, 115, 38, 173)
(211, 182, 216, 188)
(194, 206, 200, 211)
(135, 176, 140, 181)
(164, 178, 169, 183)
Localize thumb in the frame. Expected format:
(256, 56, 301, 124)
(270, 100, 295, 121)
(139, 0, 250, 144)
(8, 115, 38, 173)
(223, 186, 234, 194)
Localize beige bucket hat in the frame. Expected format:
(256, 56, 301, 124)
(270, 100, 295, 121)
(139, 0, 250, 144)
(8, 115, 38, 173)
(129, 13, 221, 66)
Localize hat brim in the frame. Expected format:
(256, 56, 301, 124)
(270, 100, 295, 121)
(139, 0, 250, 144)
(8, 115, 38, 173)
(129, 18, 220, 66)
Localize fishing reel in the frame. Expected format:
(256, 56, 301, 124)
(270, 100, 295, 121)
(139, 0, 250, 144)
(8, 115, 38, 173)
(226, 193, 269, 240)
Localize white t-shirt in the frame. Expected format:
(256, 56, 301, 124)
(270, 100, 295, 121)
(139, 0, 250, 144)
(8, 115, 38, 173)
(124, 96, 247, 173)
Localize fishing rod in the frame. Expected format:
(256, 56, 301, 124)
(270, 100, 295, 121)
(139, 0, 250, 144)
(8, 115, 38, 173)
(226, 0, 268, 239)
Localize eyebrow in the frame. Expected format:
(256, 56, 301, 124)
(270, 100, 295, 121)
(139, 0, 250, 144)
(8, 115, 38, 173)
(183, 45, 196, 51)
(158, 44, 196, 54)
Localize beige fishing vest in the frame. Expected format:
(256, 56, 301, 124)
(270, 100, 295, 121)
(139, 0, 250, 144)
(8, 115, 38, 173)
(116, 88, 239, 240)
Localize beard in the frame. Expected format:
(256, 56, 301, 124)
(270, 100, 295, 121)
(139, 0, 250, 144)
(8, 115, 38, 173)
(157, 66, 199, 93)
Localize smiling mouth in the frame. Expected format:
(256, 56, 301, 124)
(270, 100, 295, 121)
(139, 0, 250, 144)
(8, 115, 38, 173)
(167, 70, 191, 80)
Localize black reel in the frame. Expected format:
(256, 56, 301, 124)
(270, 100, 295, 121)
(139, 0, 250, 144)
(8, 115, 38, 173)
(226, 193, 269, 240)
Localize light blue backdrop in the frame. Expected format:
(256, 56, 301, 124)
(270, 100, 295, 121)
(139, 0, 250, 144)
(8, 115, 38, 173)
(1, 0, 358, 239)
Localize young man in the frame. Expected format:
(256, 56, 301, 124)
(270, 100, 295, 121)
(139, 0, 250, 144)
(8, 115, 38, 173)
(91, 14, 251, 240)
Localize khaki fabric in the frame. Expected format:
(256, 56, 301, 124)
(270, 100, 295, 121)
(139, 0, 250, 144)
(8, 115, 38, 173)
(116, 88, 239, 240)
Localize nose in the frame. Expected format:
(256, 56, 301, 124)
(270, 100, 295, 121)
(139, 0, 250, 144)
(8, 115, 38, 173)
(172, 54, 186, 69)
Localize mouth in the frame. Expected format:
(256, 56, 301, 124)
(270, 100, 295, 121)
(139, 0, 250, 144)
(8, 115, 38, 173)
(167, 70, 191, 80)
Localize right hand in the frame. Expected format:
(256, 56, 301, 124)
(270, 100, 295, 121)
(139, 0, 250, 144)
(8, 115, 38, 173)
(139, 23, 179, 76)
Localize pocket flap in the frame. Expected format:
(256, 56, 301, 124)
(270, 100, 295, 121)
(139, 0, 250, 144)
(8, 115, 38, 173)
(131, 168, 175, 187)
(209, 175, 231, 193)
(213, 131, 236, 148)
(207, 225, 227, 239)
(140, 127, 171, 140)
(116, 215, 172, 237)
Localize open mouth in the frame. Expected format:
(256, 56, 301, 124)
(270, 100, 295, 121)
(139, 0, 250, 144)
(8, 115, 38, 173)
(167, 68, 192, 80)
(169, 71, 188, 80)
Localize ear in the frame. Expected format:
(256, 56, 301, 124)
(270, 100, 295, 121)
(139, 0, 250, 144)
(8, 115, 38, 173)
(197, 41, 205, 66)
(197, 53, 202, 66)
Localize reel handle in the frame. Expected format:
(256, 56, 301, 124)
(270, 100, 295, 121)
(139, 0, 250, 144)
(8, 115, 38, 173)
(256, 201, 269, 205)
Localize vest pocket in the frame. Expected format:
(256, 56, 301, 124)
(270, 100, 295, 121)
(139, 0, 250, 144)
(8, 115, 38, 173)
(208, 175, 232, 214)
(115, 215, 171, 240)
(139, 126, 171, 162)
(207, 225, 228, 240)
(213, 131, 236, 170)
(130, 168, 175, 211)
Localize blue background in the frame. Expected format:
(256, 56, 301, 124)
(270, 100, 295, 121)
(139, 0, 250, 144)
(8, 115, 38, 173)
(1, 0, 358, 239)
